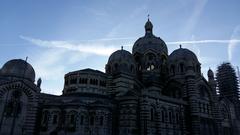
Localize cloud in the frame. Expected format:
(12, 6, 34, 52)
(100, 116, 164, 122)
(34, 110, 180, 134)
(20, 36, 117, 56)
(228, 25, 240, 61)
(32, 49, 66, 81)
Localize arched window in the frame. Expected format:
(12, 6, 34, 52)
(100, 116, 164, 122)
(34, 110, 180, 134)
(99, 116, 104, 126)
(170, 65, 175, 74)
(161, 55, 167, 64)
(80, 115, 84, 125)
(84, 78, 88, 84)
(203, 104, 206, 113)
(90, 116, 95, 125)
(70, 114, 75, 124)
(176, 113, 179, 124)
(42, 111, 49, 125)
(138, 65, 142, 70)
(67, 111, 77, 125)
(151, 65, 155, 70)
(90, 79, 93, 84)
(79, 78, 82, 84)
(95, 79, 98, 85)
(150, 108, 154, 121)
(67, 111, 77, 131)
(180, 63, 184, 73)
(169, 111, 172, 123)
(147, 63, 155, 71)
(207, 104, 210, 114)
(114, 63, 118, 71)
(70, 78, 77, 84)
(161, 110, 165, 122)
(148, 53, 155, 61)
(53, 114, 58, 124)
(41, 111, 49, 131)
(199, 102, 202, 112)
(130, 65, 134, 73)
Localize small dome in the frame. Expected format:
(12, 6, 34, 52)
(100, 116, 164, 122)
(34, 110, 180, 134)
(106, 49, 136, 75)
(108, 49, 135, 64)
(0, 59, 35, 82)
(168, 46, 201, 75)
(145, 19, 153, 32)
(208, 68, 214, 77)
(168, 47, 199, 64)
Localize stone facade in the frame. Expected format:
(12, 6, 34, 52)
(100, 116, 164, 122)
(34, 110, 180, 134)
(0, 19, 240, 135)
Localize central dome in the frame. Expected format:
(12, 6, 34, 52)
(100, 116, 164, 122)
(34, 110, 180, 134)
(132, 19, 168, 55)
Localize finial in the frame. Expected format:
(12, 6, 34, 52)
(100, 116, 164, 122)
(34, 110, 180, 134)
(25, 56, 28, 62)
(121, 46, 123, 50)
(147, 14, 150, 21)
(179, 44, 182, 48)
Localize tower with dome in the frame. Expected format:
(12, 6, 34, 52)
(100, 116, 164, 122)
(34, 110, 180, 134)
(0, 18, 240, 135)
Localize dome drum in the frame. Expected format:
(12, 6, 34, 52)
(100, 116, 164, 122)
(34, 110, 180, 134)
(63, 69, 107, 95)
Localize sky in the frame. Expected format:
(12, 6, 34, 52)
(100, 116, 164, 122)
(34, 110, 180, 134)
(0, 0, 240, 95)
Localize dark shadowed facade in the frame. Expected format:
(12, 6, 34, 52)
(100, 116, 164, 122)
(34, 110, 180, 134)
(0, 19, 240, 135)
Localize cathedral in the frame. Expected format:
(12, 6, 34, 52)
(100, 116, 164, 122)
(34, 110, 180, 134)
(0, 18, 240, 135)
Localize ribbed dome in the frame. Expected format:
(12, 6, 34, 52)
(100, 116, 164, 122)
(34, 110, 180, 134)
(108, 49, 135, 64)
(168, 47, 199, 64)
(132, 19, 168, 55)
(106, 49, 136, 75)
(0, 59, 35, 82)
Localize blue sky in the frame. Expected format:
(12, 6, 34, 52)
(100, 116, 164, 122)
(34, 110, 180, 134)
(0, 0, 240, 95)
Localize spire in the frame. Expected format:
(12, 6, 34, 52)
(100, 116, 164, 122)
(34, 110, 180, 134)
(208, 67, 214, 80)
(121, 46, 123, 50)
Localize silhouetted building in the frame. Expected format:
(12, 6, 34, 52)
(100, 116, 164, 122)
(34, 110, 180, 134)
(216, 63, 239, 102)
(0, 19, 240, 135)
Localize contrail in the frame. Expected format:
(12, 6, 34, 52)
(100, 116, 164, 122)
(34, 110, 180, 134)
(20, 36, 117, 56)
(20, 35, 240, 56)
(123, 39, 240, 47)
(166, 39, 240, 45)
